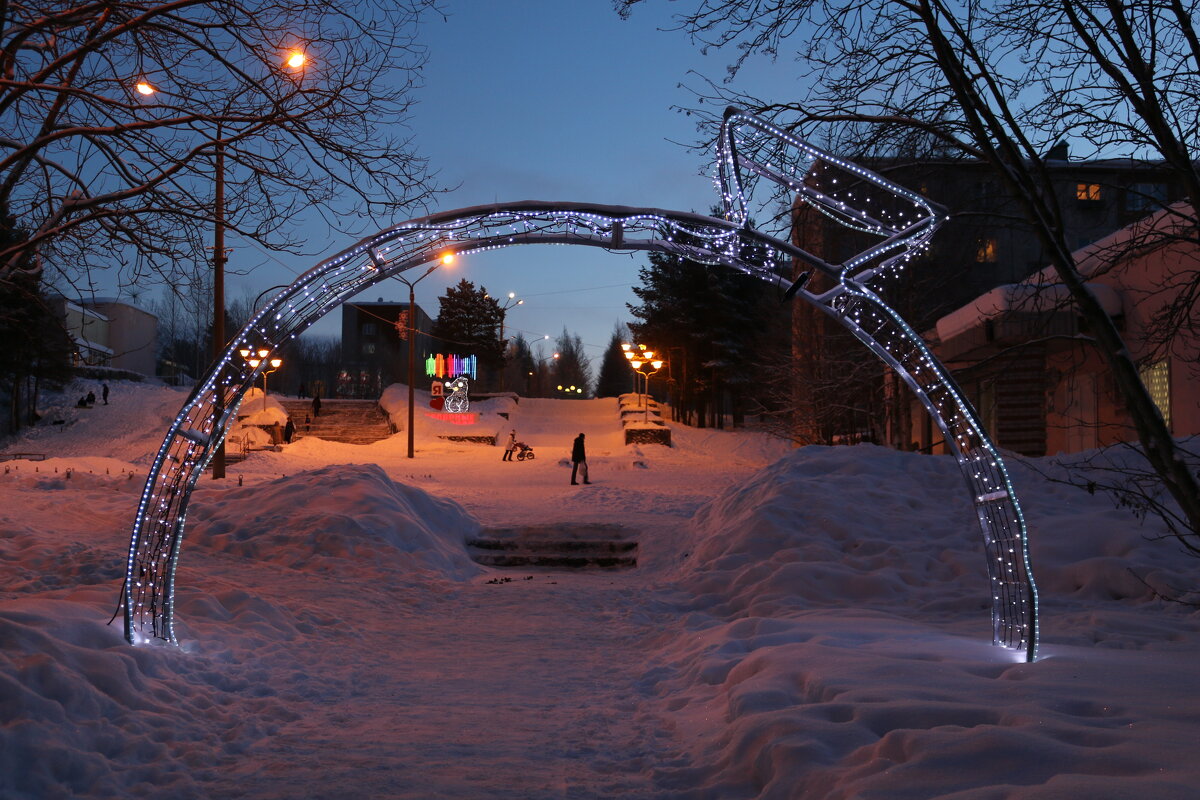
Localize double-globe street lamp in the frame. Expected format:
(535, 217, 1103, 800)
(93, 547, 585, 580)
(135, 46, 308, 480)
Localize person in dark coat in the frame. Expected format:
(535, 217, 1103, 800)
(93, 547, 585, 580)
(311, 395, 322, 417)
(283, 418, 295, 443)
(101, 384, 109, 405)
(571, 432, 590, 485)
(297, 382, 307, 398)
(85, 390, 96, 406)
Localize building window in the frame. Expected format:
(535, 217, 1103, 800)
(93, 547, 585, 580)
(361, 322, 377, 336)
(975, 237, 998, 263)
(1076, 182, 1102, 202)
(362, 342, 376, 355)
(1139, 360, 1171, 430)
(1125, 182, 1166, 212)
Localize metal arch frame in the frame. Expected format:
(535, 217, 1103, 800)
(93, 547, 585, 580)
(119, 109, 1038, 661)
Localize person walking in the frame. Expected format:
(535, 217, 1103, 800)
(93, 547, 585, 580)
(283, 418, 295, 444)
(571, 432, 590, 485)
(502, 429, 517, 461)
(311, 394, 322, 417)
(101, 383, 109, 405)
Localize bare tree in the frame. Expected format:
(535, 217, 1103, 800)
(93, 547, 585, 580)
(1, 0, 439, 291)
(618, 0, 1200, 553)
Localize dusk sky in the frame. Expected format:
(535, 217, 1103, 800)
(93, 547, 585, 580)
(225, 1, 797, 369)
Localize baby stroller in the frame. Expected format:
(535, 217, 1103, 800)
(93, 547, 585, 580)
(514, 441, 535, 461)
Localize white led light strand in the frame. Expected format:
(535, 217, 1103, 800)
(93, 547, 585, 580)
(118, 108, 1037, 663)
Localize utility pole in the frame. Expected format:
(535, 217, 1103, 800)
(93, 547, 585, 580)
(211, 128, 227, 479)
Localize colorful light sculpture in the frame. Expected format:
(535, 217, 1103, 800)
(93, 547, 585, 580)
(118, 107, 1037, 662)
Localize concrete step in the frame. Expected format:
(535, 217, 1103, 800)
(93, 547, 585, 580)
(467, 524, 638, 570)
(278, 399, 393, 444)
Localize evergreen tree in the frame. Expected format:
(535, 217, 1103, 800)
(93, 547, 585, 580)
(429, 279, 505, 374)
(0, 209, 73, 434)
(628, 245, 785, 427)
(595, 324, 633, 398)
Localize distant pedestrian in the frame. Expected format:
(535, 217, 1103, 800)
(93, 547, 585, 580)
(283, 418, 295, 443)
(311, 395, 321, 417)
(101, 384, 109, 405)
(85, 390, 96, 406)
(571, 432, 590, 485)
(298, 382, 307, 398)
(502, 429, 517, 461)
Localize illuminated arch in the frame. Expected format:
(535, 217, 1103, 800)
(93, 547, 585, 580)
(120, 109, 1038, 661)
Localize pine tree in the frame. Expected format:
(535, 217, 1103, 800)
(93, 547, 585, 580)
(628, 247, 785, 427)
(0, 209, 73, 433)
(595, 324, 633, 398)
(429, 279, 505, 374)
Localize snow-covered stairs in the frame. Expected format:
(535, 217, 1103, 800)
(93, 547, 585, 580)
(467, 524, 638, 569)
(277, 399, 393, 445)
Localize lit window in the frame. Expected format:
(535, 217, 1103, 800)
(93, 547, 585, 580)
(975, 237, 998, 263)
(1139, 360, 1170, 430)
(1076, 183, 1102, 201)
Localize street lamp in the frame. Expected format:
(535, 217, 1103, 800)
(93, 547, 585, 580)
(395, 253, 454, 459)
(490, 292, 524, 391)
(135, 47, 306, 479)
(240, 348, 282, 413)
(628, 358, 664, 423)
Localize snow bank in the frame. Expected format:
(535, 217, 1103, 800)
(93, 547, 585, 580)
(642, 443, 1200, 798)
(187, 463, 482, 581)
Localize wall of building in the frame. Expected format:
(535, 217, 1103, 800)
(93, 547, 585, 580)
(87, 301, 158, 376)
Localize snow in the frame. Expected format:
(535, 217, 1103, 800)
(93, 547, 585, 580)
(3, 382, 1200, 798)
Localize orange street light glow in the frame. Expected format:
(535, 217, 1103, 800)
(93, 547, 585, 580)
(441, 253, 455, 265)
(135, 82, 155, 96)
(286, 51, 307, 69)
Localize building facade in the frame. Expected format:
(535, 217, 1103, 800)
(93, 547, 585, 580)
(51, 297, 158, 377)
(923, 205, 1200, 456)
(339, 300, 434, 398)
(790, 153, 1186, 448)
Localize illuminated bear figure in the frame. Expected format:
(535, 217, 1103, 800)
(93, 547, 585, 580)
(444, 375, 470, 413)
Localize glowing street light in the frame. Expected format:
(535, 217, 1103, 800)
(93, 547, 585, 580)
(627, 349, 663, 422)
(286, 50, 307, 69)
(135, 81, 156, 96)
(239, 348, 282, 413)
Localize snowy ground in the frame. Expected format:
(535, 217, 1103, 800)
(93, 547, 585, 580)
(3, 378, 1200, 798)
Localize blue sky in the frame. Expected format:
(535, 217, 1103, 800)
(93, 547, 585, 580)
(228, 1, 796, 370)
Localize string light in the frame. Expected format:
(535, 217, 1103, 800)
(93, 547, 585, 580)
(118, 107, 1037, 663)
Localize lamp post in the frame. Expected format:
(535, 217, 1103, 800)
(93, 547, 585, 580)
(239, 348, 282, 413)
(394, 254, 453, 459)
(491, 292, 523, 391)
(137, 45, 307, 478)
(628, 358, 664, 423)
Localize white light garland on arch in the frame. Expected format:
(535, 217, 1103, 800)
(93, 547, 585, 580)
(118, 108, 1037, 662)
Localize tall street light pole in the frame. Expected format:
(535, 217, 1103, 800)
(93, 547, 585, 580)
(492, 292, 522, 392)
(211, 122, 227, 479)
(395, 254, 453, 458)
